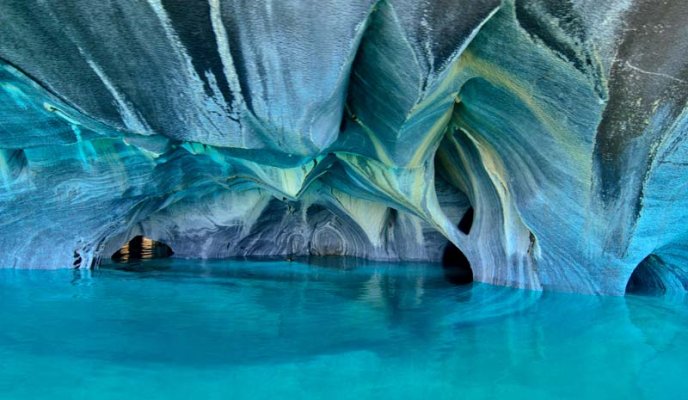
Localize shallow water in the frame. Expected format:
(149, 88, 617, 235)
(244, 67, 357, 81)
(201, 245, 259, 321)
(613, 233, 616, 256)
(1, 258, 686, 399)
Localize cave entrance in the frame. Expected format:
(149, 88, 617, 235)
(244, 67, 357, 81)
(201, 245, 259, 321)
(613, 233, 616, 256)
(625, 254, 681, 296)
(111, 236, 173, 262)
(441, 240, 473, 285)
(441, 205, 475, 285)
(442, 241, 473, 285)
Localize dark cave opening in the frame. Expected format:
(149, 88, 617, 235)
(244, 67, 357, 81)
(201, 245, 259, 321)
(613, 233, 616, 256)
(441, 240, 474, 285)
(433, 160, 475, 285)
(458, 206, 474, 235)
(111, 236, 174, 262)
(625, 254, 676, 296)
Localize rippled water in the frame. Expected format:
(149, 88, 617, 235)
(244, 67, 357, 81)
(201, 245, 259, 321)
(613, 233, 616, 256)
(1, 258, 686, 399)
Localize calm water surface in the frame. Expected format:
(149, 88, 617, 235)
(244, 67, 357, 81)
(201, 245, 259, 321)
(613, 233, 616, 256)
(1, 258, 686, 399)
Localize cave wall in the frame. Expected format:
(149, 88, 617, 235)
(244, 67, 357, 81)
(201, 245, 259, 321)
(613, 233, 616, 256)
(0, 0, 686, 295)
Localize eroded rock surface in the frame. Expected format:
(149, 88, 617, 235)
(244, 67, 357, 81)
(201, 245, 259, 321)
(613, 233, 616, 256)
(0, 0, 686, 294)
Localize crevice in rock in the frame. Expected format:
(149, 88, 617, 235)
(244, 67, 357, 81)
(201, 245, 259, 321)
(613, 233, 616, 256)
(434, 152, 473, 231)
(434, 136, 475, 284)
(111, 236, 174, 262)
(339, 108, 352, 133)
(458, 207, 474, 235)
(72, 251, 82, 269)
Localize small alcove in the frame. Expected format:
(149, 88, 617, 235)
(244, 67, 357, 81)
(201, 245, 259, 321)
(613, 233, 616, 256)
(624, 254, 685, 296)
(111, 236, 173, 262)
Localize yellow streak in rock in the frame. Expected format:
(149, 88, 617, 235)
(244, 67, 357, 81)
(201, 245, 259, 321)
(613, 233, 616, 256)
(406, 104, 454, 167)
(460, 50, 591, 171)
(331, 187, 388, 247)
(356, 120, 395, 166)
(335, 153, 465, 248)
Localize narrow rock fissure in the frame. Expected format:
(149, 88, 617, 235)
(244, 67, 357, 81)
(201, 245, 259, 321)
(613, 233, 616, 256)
(458, 207, 474, 235)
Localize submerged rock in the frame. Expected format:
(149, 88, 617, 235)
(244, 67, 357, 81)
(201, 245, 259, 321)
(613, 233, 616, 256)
(0, 0, 686, 294)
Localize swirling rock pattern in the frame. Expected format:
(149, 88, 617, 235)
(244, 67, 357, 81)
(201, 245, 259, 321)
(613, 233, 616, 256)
(0, 0, 686, 294)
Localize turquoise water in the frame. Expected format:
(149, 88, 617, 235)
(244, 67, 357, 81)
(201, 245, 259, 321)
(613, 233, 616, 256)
(1, 258, 687, 399)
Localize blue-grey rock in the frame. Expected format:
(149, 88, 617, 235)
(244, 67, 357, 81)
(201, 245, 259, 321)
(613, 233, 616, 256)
(0, 0, 686, 295)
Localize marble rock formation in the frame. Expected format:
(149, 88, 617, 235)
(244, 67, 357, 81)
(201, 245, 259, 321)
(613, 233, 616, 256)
(0, 0, 687, 295)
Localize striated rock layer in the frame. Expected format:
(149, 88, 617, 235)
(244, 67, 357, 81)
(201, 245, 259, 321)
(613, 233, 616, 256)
(0, 0, 687, 295)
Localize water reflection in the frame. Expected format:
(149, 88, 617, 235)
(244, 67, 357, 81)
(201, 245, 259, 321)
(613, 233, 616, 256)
(1, 258, 687, 398)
